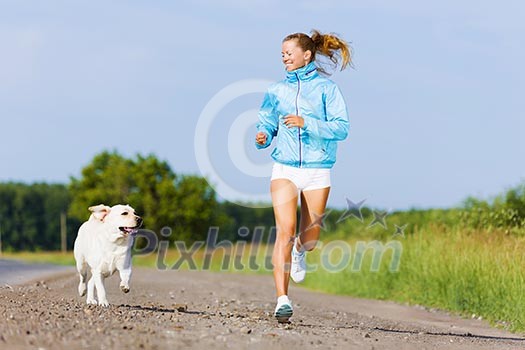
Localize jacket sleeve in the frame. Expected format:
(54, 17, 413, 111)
(255, 90, 279, 149)
(302, 84, 349, 141)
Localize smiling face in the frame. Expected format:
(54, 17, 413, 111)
(104, 205, 143, 237)
(281, 39, 311, 72)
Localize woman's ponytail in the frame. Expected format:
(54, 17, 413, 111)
(310, 29, 352, 74)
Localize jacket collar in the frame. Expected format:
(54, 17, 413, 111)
(285, 62, 318, 82)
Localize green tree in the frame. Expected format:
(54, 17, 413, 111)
(68, 151, 229, 242)
(69, 151, 134, 221)
(0, 183, 73, 251)
(172, 175, 230, 242)
(127, 154, 179, 236)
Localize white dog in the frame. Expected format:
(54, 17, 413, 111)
(73, 204, 142, 306)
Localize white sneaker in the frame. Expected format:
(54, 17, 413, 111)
(274, 295, 293, 323)
(290, 238, 306, 283)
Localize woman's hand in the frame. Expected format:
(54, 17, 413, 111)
(255, 131, 268, 145)
(283, 115, 304, 128)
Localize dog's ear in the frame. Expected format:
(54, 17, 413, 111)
(88, 204, 111, 221)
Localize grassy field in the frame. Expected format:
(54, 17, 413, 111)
(303, 227, 525, 333)
(3, 226, 525, 333)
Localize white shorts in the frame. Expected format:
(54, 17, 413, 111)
(271, 163, 331, 192)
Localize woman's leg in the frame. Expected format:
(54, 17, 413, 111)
(297, 187, 331, 252)
(270, 179, 298, 297)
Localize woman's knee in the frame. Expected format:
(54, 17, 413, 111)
(276, 222, 295, 238)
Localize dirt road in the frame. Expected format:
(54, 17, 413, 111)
(1, 265, 524, 349)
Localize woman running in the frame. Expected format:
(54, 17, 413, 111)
(255, 30, 352, 323)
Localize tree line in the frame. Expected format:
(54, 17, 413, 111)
(1, 150, 524, 252)
(0, 151, 279, 252)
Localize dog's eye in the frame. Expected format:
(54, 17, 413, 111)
(121, 212, 129, 216)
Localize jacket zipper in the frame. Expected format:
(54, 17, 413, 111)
(295, 72, 302, 167)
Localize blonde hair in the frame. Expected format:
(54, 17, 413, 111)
(283, 29, 353, 75)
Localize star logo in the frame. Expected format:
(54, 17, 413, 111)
(368, 210, 389, 229)
(393, 224, 408, 238)
(303, 210, 331, 233)
(337, 197, 366, 223)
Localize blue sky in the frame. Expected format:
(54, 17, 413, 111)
(0, 0, 523, 210)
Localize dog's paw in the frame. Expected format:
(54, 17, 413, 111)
(99, 299, 110, 307)
(86, 298, 98, 305)
(120, 284, 130, 293)
(78, 284, 87, 297)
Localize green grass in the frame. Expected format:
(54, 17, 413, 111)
(2, 251, 76, 266)
(1, 244, 275, 273)
(4, 227, 525, 333)
(302, 227, 525, 333)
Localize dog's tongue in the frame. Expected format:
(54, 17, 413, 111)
(121, 227, 138, 235)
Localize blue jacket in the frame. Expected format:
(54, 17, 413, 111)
(255, 62, 349, 168)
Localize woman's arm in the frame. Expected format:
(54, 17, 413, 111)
(302, 84, 349, 141)
(255, 91, 279, 149)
